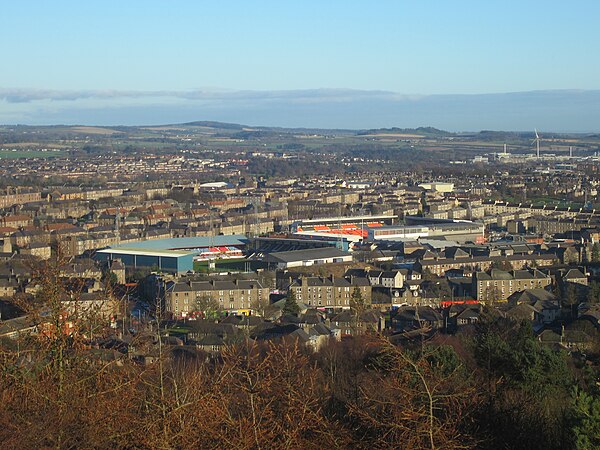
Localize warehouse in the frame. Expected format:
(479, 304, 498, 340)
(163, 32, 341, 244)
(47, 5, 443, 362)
(111, 235, 247, 253)
(368, 221, 485, 244)
(95, 248, 194, 275)
(261, 247, 353, 270)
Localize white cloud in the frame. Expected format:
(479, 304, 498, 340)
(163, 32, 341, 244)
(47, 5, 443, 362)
(0, 87, 412, 104)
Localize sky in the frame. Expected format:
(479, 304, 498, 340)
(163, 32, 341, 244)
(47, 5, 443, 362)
(2, 0, 600, 130)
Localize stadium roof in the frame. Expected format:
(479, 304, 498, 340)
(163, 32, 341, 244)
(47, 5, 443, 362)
(111, 235, 247, 251)
(97, 248, 194, 257)
(293, 214, 394, 225)
(264, 247, 351, 263)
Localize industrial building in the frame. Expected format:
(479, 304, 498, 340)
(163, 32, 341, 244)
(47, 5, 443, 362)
(94, 236, 249, 274)
(95, 248, 194, 275)
(262, 247, 353, 270)
(111, 235, 247, 253)
(291, 214, 396, 243)
(417, 182, 454, 193)
(367, 221, 485, 244)
(249, 236, 349, 253)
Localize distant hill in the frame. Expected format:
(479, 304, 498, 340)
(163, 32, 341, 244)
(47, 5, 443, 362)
(357, 126, 453, 137)
(172, 121, 357, 136)
(178, 121, 246, 130)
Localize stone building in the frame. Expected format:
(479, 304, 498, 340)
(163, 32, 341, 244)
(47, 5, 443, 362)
(166, 279, 265, 317)
(288, 275, 371, 310)
(472, 269, 551, 303)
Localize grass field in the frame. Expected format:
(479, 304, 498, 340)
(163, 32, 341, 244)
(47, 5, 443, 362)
(0, 149, 65, 158)
(70, 126, 121, 135)
(361, 133, 425, 139)
(193, 258, 268, 273)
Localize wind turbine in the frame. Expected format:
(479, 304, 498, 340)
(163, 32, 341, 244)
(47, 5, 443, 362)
(532, 129, 541, 158)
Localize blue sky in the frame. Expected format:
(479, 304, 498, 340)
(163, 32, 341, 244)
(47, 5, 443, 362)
(2, 1, 600, 129)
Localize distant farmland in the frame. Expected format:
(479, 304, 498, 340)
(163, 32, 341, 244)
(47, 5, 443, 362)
(0, 149, 65, 158)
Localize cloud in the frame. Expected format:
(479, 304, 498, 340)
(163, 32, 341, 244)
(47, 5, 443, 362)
(0, 87, 599, 132)
(2, 87, 592, 105)
(0, 87, 417, 104)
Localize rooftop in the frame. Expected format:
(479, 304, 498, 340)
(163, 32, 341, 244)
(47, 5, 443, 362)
(265, 247, 351, 263)
(111, 235, 248, 251)
(97, 248, 194, 257)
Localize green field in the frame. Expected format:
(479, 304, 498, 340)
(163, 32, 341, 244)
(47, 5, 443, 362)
(193, 258, 268, 273)
(165, 326, 192, 335)
(0, 150, 65, 159)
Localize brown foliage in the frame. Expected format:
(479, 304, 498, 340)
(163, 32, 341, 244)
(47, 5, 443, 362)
(345, 341, 478, 449)
(0, 262, 480, 449)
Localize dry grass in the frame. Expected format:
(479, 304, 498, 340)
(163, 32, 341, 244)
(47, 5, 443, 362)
(361, 133, 425, 138)
(70, 126, 120, 135)
(141, 126, 188, 131)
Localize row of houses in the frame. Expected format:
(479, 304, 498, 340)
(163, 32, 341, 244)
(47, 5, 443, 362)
(415, 252, 558, 277)
(167, 279, 267, 316)
(471, 267, 588, 303)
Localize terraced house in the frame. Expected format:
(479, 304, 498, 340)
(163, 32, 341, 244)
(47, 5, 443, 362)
(415, 251, 557, 277)
(166, 279, 265, 317)
(288, 275, 371, 310)
(472, 269, 551, 303)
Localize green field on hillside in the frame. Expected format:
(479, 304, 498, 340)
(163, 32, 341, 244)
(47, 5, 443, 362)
(0, 150, 65, 159)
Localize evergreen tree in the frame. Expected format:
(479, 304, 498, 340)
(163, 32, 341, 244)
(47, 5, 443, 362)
(569, 388, 600, 450)
(283, 288, 300, 316)
(592, 243, 600, 263)
(587, 281, 600, 304)
(350, 287, 366, 318)
(563, 284, 579, 319)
